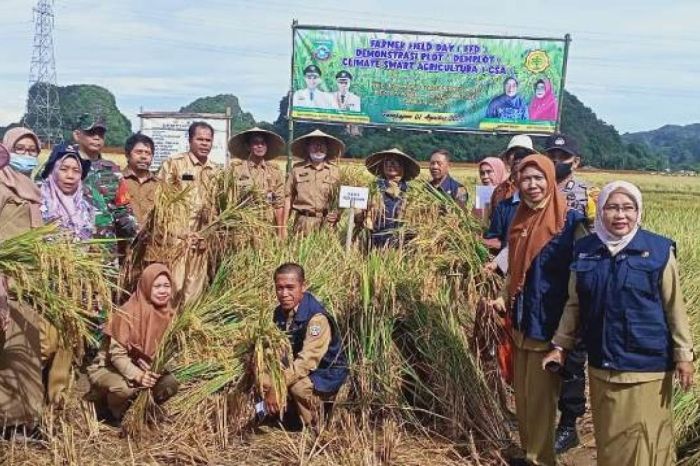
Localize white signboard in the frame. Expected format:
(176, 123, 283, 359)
(139, 112, 230, 170)
(475, 185, 495, 209)
(339, 186, 369, 210)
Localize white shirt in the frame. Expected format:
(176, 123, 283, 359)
(292, 88, 333, 110)
(331, 91, 361, 112)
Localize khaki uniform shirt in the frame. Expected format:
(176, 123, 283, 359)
(285, 160, 340, 214)
(553, 250, 694, 383)
(89, 339, 144, 382)
(282, 311, 332, 387)
(157, 152, 219, 231)
(230, 159, 284, 209)
(122, 168, 158, 227)
(0, 184, 35, 241)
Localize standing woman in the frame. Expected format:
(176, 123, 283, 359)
(478, 156, 507, 187)
(492, 154, 585, 465)
(39, 144, 94, 240)
(0, 142, 49, 432)
(88, 263, 179, 423)
(362, 148, 420, 249)
(2, 127, 41, 177)
(543, 181, 694, 466)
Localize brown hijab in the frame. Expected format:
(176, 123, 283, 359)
(507, 154, 568, 299)
(0, 143, 42, 227)
(2, 127, 41, 154)
(105, 264, 176, 363)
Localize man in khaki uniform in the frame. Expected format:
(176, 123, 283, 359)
(227, 127, 286, 238)
(260, 263, 348, 428)
(122, 133, 158, 228)
(157, 122, 219, 307)
(285, 129, 345, 235)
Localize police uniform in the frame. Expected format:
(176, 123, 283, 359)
(292, 65, 333, 110)
(270, 292, 348, 426)
(553, 231, 694, 466)
(157, 152, 219, 307)
(561, 176, 599, 226)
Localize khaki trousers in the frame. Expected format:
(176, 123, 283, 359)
(171, 248, 209, 308)
(590, 372, 674, 466)
(288, 377, 334, 426)
(292, 215, 326, 236)
(40, 319, 73, 404)
(513, 345, 561, 466)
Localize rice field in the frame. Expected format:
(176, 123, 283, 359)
(2, 164, 699, 465)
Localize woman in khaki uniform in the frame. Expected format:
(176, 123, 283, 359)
(88, 263, 179, 423)
(544, 181, 694, 466)
(284, 130, 345, 235)
(227, 127, 286, 238)
(0, 141, 71, 433)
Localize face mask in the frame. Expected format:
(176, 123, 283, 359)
(555, 161, 573, 183)
(9, 153, 39, 175)
(309, 152, 326, 163)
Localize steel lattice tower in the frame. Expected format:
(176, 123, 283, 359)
(24, 0, 63, 145)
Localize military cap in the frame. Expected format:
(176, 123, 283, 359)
(335, 70, 353, 80)
(303, 65, 322, 76)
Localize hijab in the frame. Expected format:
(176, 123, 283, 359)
(40, 153, 94, 240)
(2, 127, 41, 154)
(507, 154, 568, 299)
(478, 156, 508, 186)
(0, 143, 43, 227)
(105, 264, 176, 363)
(528, 78, 558, 121)
(594, 181, 643, 256)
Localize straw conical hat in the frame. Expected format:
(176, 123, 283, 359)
(290, 129, 345, 160)
(365, 148, 421, 181)
(228, 127, 286, 160)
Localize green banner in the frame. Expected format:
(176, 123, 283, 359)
(291, 26, 569, 133)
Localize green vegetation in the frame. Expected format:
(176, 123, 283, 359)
(623, 123, 700, 171)
(180, 94, 256, 134)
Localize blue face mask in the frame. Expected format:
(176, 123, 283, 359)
(9, 153, 39, 175)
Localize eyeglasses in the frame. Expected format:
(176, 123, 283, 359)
(13, 146, 39, 156)
(603, 204, 637, 214)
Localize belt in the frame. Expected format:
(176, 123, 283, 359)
(294, 209, 328, 218)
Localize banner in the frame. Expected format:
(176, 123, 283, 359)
(139, 112, 230, 169)
(291, 26, 569, 134)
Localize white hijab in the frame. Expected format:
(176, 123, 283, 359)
(594, 181, 643, 256)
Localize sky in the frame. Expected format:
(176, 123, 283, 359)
(0, 0, 698, 134)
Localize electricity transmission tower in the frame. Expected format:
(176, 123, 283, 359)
(24, 0, 63, 145)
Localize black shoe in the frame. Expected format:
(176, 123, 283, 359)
(554, 424, 579, 454)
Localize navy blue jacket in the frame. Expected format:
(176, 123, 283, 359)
(372, 178, 408, 248)
(484, 192, 520, 249)
(572, 230, 675, 372)
(432, 175, 467, 205)
(273, 292, 348, 393)
(512, 209, 585, 342)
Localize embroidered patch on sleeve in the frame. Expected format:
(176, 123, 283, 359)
(309, 325, 322, 337)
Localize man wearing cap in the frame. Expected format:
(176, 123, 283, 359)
(157, 121, 220, 307)
(427, 149, 468, 209)
(228, 127, 286, 238)
(72, 113, 137, 260)
(331, 71, 361, 112)
(292, 65, 333, 110)
(542, 133, 599, 454)
(285, 130, 344, 235)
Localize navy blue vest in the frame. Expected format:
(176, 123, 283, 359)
(572, 230, 675, 372)
(512, 209, 585, 341)
(372, 178, 408, 248)
(273, 292, 349, 393)
(435, 176, 465, 203)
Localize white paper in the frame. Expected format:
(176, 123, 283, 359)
(475, 185, 495, 209)
(339, 186, 369, 210)
(495, 246, 509, 274)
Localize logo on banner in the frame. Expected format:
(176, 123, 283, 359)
(313, 40, 333, 61)
(525, 50, 551, 73)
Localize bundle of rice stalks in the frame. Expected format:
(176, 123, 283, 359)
(0, 224, 114, 348)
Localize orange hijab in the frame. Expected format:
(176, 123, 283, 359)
(105, 263, 176, 363)
(507, 154, 568, 299)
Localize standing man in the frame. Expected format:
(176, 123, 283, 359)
(122, 133, 158, 229)
(157, 121, 220, 307)
(285, 129, 344, 235)
(427, 149, 468, 209)
(73, 114, 137, 258)
(292, 65, 333, 110)
(489, 134, 535, 218)
(227, 127, 286, 238)
(259, 263, 348, 430)
(543, 133, 598, 454)
(331, 71, 361, 112)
